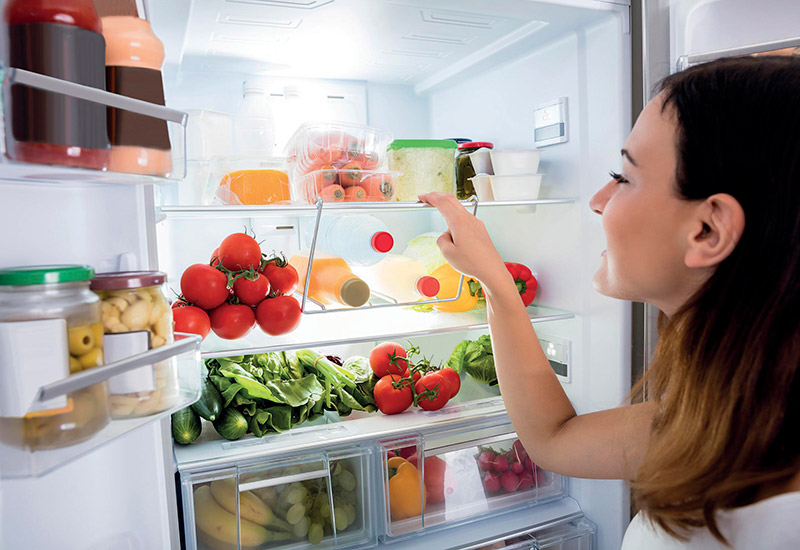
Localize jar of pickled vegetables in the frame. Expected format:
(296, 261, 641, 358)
(0, 265, 110, 450)
(90, 271, 178, 418)
(455, 141, 493, 200)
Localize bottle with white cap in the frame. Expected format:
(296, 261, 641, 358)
(306, 214, 394, 267)
(354, 254, 441, 303)
(234, 80, 276, 156)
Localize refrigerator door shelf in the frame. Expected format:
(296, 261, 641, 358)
(0, 333, 202, 479)
(199, 304, 574, 359)
(180, 447, 376, 550)
(380, 429, 566, 541)
(0, 66, 188, 183)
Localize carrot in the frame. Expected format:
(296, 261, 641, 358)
(344, 185, 367, 202)
(339, 161, 363, 187)
(320, 184, 345, 202)
(364, 174, 394, 201)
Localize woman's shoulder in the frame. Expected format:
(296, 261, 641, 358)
(621, 491, 800, 550)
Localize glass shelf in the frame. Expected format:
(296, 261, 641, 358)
(200, 306, 575, 359)
(0, 66, 187, 184)
(0, 334, 202, 479)
(200, 304, 574, 358)
(156, 198, 576, 219)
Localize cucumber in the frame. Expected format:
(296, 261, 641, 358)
(191, 376, 223, 421)
(213, 407, 248, 440)
(171, 407, 201, 445)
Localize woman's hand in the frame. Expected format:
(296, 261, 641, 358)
(417, 192, 508, 290)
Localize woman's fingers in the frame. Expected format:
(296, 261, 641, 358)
(418, 193, 471, 229)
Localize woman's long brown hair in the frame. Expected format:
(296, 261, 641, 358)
(630, 56, 800, 543)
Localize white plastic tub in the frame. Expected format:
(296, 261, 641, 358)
(489, 174, 543, 200)
(489, 149, 541, 175)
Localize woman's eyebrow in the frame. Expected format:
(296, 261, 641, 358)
(621, 148, 638, 167)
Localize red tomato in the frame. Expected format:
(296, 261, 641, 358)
(407, 454, 450, 504)
(218, 233, 261, 271)
(255, 295, 302, 336)
(374, 374, 413, 415)
(414, 372, 451, 411)
(260, 260, 299, 296)
(233, 273, 270, 306)
(180, 264, 229, 310)
(402, 367, 421, 384)
(436, 368, 461, 398)
(369, 342, 408, 378)
(209, 303, 255, 340)
(172, 306, 211, 339)
(210, 247, 221, 267)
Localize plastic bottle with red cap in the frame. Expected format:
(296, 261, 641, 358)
(353, 254, 441, 303)
(306, 214, 394, 267)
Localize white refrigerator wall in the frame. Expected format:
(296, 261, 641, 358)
(427, 12, 632, 548)
(0, 184, 177, 549)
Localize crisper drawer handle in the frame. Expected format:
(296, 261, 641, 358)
(239, 468, 329, 492)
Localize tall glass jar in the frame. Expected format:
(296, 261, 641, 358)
(0, 265, 110, 450)
(91, 271, 178, 418)
(455, 141, 494, 200)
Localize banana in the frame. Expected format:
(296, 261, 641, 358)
(193, 485, 270, 547)
(210, 479, 291, 532)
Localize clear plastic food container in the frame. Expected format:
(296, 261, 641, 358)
(387, 139, 457, 201)
(206, 156, 291, 206)
(284, 121, 394, 175)
(91, 271, 179, 418)
(0, 265, 110, 450)
(293, 168, 397, 203)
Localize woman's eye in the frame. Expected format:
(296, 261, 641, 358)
(609, 171, 629, 184)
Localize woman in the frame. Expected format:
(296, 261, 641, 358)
(420, 56, 800, 548)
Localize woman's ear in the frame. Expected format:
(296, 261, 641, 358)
(684, 193, 745, 268)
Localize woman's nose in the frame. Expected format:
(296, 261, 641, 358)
(589, 180, 614, 215)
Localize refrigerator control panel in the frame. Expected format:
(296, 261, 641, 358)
(533, 97, 569, 147)
(538, 335, 571, 382)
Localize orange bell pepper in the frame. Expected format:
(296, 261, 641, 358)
(387, 456, 426, 520)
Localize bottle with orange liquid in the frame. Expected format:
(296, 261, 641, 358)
(289, 252, 371, 308)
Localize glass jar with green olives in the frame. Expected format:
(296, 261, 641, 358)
(0, 265, 110, 450)
(455, 141, 494, 200)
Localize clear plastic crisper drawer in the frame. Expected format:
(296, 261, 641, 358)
(467, 517, 596, 550)
(379, 430, 566, 541)
(181, 447, 375, 550)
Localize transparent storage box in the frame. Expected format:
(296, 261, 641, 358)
(469, 517, 596, 550)
(387, 139, 457, 202)
(380, 431, 565, 540)
(182, 447, 375, 550)
(284, 121, 393, 176)
(205, 156, 292, 206)
(292, 168, 397, 203)
(0, 66, 187, 182)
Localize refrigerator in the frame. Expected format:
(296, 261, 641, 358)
(1, 0, 798, 549)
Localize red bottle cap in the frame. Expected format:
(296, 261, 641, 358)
(370, 231, 394, 253)
(416, 276, 440, 297)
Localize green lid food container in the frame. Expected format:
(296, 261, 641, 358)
(387, 139, 457, 201)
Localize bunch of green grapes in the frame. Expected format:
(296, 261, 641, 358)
(277, 460, 360, 545)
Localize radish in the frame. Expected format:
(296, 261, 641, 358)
(519, 472, 535, 491)
(478, 451, 496, 471)
(511, 461, 525, 474)
(500, 471, 521, 492)
(493, 455, 510, 473)
(483, 472, 501, 493)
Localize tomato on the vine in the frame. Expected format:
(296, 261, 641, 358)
(374, 374, 413, 415)
(209, 303, 255, 340)
(255, 295, 301, 336)
(414, 372, 451, 411)
(402, 367, 421, 384)
(369, 342, 408, 378)
(436, 368, 461, 398)
(210, 247, 221, 267)
(180, 264, 229, 310)
(219, 233, 261, 271)
(172, 305, 210, 339)
(260, 257, 299, 296)
(233, 272, 270, 306)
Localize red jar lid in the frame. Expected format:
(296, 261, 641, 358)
(416, 276, 440, 298)
(458, 141, 494, 149)
(371, 231, 394, 253)
(4, 0, 103, 33)
(90, 271, 166, 290)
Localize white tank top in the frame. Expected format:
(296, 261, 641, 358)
(621, 491, 800, 549)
